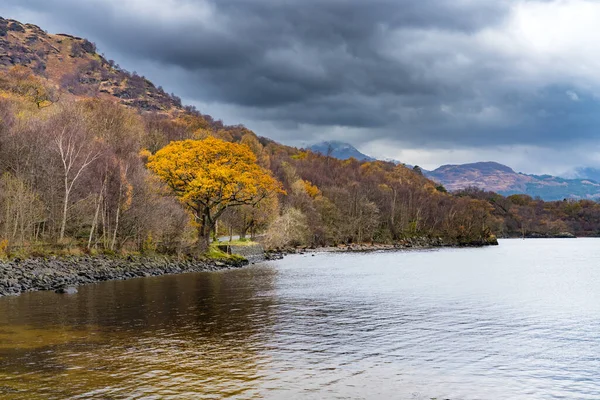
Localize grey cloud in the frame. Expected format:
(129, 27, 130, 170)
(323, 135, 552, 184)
(1, 0, 600, 164)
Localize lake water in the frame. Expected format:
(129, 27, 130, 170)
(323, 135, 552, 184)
(1, 239, 600, 399)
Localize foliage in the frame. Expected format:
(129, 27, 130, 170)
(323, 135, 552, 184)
(0, 239, 8, 260)
(0, 19, 526, 258)
(147, 137, 284, 251)
(455, 187, 600, 237)
(0, 66, 57, 108)
(264, 208, 311, 248)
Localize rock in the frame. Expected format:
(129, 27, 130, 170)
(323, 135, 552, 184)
(8, 22, 25, 33)
(0, 256, 246, 297)
(55, 286, 78, 295)
(556, 232, 576, 239)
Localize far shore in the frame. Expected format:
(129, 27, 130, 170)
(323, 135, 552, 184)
(265, 236, 499, 259)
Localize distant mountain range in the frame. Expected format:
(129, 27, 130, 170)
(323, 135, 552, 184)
(427, 162, 600, 201)
(309, 141, 600, 201)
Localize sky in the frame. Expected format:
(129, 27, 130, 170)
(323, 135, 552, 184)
(2, 0, 600, 175)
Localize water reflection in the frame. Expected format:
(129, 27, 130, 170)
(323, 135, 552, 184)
(1, 240, 600, 399)
(0, 266, 278, 399)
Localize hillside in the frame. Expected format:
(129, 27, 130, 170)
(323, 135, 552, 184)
(2, 15, 592, 206)
(0, 17, 186, 113)
(426, 162, 600, 201)
(0, 15, 499, 257)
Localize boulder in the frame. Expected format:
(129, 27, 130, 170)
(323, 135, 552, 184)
(555, 232, 576, 239)
(8, 22, 25, 33)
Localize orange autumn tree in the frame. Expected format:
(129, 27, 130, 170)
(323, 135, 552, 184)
(147, 137, 284, 251)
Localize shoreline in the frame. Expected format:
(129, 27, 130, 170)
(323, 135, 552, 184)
(0, 237, 498, 297)
(265, 236, 499, 259)
(0, 256, 248, 297)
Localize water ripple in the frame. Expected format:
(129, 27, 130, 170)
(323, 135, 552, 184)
(0, 239, 600, 398)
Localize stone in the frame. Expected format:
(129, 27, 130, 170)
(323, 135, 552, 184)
(55, 286, 78, 294)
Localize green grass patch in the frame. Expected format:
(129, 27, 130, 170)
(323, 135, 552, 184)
(225, 239, 259, 247)
(204, 243, 247, 262)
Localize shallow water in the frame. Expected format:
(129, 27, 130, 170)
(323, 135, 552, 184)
(1, 239, 600, 399)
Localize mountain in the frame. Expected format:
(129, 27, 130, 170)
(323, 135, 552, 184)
(308, 141, 375, 161)
(306, 140, 600, 201)
(0, 17, 186, 113)
(426, 162, 600, 201)
(574, 167, 600, 183)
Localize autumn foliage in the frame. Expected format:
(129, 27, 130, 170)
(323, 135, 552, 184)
(147, 137, 284, 250)
(0, 63, 501, 257)
(1, 15, 598, 260)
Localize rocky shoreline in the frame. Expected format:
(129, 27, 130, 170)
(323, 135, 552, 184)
(265, 236, 499, 259)
(0, 237, 498, 297)
(0, 256, 248, 297)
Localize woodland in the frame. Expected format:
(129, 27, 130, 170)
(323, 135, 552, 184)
(0, 17, 596, 259)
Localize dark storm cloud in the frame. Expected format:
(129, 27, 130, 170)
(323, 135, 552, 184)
(2, 0, 600, 156)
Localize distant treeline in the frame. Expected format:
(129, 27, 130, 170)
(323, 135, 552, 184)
(455, 187, 600, 238)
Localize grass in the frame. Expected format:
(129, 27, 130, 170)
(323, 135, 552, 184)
(0, 238, 251, 264)
(219, 238, 260, 247)
(205, 243, 247, 262)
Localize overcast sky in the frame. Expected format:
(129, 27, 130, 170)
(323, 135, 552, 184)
(2, 0, 600, 174)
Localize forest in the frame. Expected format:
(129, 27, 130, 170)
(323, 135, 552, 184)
(1, 16, 597, 259)
(0, 65, 501, 258)
(455, 187, 600, 238)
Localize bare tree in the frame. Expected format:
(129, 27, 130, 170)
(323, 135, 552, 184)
(53, 126, 101, 241)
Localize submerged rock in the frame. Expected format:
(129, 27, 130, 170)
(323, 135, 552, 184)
(556, 232, 577, 239)
(55, 286, 78, 295)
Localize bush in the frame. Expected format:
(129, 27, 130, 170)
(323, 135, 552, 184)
(264, 208, 310, 249)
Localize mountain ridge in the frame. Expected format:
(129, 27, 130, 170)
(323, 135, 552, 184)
(425, 162, 600, 201)
(0, 16, 190, 114)
(307, 141, 600, 201)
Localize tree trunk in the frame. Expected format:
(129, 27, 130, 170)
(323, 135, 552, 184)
(88, 193, 101, 249)
(59, 184, 69, 241)
(111, 179, 123, 251)
(197, 215, 211, 253)
(212, 219, 218, 242)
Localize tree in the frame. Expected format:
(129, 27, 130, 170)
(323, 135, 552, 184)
(0, 66, 57, 108)
(264, 207, 310, 248)
(147, 137, 284, 252)
(53, 123, 101, 241)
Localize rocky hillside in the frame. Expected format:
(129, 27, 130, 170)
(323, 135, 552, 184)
(426, 162, 600, 201)
(0, 17, 185, 113)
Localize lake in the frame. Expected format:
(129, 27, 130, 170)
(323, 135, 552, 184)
(1, 239, 599, 399)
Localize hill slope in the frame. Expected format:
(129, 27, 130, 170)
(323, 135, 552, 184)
(426, 162, 600, 201)
(0, 15, 499, 254)
(0, 17, 184, 113)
